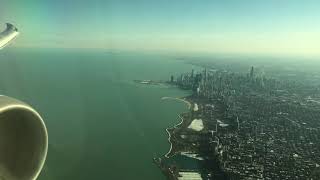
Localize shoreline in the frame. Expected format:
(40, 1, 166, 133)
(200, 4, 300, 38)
(164, 114, 185, 158)
(161, 96, 191, 158)
(161, 96, 192, 109)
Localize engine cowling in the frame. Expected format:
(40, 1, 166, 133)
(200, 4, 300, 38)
(0, 96, 48, 180)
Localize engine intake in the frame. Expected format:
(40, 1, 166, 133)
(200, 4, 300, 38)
(0, 96, 47, 180)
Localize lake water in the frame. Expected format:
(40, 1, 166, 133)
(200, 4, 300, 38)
(0, 48, 195, 180)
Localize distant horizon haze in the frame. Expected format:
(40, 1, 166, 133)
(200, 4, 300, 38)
(0, 0, 319, 58)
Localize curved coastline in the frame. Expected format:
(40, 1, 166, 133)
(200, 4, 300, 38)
(161, 96, 191, 158)
(164, 115, 185, 158)
(161, 96, 192, 109)
(164, 128, 173, 158)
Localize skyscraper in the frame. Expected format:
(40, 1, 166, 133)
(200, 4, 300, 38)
(250, 66, 254, 78)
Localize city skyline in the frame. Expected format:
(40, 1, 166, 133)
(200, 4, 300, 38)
(0, 0, 319, 57)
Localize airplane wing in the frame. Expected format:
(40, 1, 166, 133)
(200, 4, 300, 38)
(0, 23, 19, 49)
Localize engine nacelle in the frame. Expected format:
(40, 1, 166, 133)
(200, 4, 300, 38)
(0, 96, 48, 180)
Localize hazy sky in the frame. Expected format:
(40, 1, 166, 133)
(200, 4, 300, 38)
(0, 0, 319, 57)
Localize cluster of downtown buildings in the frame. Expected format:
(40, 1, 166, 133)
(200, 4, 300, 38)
(160, 67, 320, 179)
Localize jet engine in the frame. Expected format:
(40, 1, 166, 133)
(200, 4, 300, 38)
(0, 96, 48, 180)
